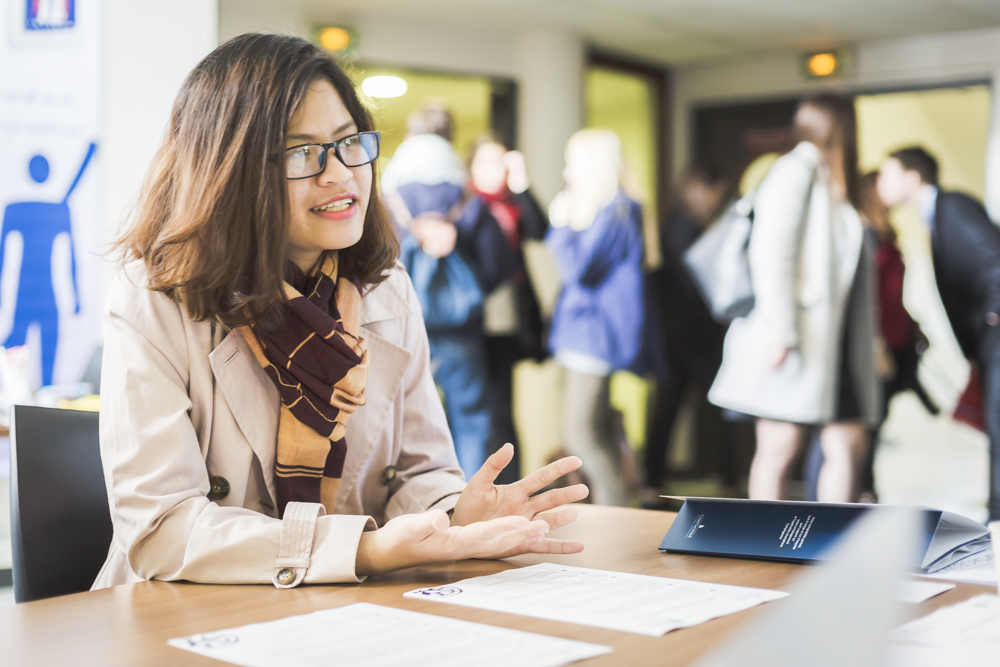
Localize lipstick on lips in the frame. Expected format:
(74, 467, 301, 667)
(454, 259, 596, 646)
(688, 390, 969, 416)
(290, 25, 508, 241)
(310, 193, 358, 220)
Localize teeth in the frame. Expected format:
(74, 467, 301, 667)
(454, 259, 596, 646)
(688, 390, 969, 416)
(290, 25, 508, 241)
(313, 199, 353, 212)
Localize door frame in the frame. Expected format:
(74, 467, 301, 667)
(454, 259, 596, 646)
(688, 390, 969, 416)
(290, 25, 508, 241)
(587, 49, 672, 222)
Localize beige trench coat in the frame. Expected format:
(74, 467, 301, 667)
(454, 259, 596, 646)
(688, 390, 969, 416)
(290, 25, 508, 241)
(92, 262, 466, 590)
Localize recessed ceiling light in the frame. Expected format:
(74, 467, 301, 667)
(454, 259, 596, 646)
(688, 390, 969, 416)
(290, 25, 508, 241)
(361, 76, 408, 98)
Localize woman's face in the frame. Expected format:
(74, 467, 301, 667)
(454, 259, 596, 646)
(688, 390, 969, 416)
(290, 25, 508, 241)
(470, 141, 508, 194)
(285, 79, 371, 272)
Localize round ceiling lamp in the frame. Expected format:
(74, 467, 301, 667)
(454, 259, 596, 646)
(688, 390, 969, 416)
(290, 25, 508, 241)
(361, 76, 408, 99)
(806, 53, 838, 77)
(318, 27, 351, 52)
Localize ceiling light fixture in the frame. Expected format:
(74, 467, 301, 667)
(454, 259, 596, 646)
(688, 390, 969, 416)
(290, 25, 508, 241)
(319, 27, 351, 52)
(361, 75, 408, 99)
(800, 49, 850, 79)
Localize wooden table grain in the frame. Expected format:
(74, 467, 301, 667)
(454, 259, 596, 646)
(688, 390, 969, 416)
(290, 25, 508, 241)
(0, 504, 992, 666)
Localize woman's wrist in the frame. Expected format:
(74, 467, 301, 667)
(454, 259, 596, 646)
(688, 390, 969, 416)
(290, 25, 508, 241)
(356, 530, 392, 576)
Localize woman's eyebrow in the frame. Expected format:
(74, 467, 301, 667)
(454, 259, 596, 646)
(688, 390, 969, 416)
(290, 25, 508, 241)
(287, 122, 357, 143)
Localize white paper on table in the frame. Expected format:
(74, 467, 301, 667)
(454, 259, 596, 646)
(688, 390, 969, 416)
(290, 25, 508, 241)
(168, 602, 611, 667)
(887, 643, 1000, 665)
(922, 550, 998, 587)
(404, 562, 789, 637)
(890, 594, 1000, 650)
(895, 580, 955, 604)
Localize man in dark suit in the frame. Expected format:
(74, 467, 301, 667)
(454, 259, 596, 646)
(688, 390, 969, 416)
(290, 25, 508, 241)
(878, 146, 1000, 520)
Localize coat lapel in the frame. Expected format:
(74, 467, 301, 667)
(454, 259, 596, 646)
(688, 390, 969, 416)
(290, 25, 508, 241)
(207, 269, 415, 514)
(209, 329, 280, 508)
(337, 328, 412, 502)
(337, 271, 415, 505)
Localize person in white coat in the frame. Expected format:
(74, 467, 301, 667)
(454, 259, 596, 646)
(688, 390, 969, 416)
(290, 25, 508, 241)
(709, 95, 881, 503)
(93, 33, 588, 590)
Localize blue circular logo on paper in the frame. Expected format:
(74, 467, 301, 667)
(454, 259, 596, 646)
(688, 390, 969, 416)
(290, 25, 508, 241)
(183, 633, 240, 649)
(416, 586, 462, 598)
(29, 155, 49, 183)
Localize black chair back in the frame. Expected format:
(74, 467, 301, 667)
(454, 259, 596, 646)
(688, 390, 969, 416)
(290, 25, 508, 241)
(10, 405, 112, 603)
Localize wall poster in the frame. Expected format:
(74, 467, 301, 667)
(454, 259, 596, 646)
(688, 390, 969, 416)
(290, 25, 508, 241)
(0, 0, 101, 388)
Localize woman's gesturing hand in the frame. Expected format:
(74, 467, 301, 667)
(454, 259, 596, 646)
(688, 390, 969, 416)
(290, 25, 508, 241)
(450, 443, 589, 556)
(355, 510, 550, 576)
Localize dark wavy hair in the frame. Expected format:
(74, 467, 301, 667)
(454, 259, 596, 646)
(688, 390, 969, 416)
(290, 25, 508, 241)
(115, 33, 398, 333)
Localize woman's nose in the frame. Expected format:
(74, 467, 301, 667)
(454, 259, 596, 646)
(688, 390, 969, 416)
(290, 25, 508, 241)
(318, 150, 353, 185)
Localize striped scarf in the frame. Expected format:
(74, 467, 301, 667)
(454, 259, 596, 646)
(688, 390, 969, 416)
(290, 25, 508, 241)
(239, 252, 369, 518)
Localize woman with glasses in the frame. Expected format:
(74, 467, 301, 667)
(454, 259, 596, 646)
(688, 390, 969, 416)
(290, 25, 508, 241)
(92, 33, 587, 590)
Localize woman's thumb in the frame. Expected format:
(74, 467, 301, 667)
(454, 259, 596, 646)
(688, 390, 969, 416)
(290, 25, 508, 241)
(422, 510, 450, 534)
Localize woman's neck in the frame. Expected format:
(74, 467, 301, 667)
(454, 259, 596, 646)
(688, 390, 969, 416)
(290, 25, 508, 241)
(288, 250, 324, 275)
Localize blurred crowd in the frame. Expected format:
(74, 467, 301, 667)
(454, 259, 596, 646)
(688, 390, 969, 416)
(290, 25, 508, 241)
(383, 96, 1000, 521)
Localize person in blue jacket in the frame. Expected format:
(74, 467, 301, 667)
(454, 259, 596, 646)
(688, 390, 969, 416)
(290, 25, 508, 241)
(382, 103, 519, 478)
(546, 129, 647, 505)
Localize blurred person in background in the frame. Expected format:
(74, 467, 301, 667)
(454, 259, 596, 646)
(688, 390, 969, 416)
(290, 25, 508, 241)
(382, 102, 518, 478)
(643, 163, 736, 506)
(469, 138, 549, 484)
(547, 129, 646, 506)
(710, 95, 881, 503)
(805, 171, 937, 502)
(878, 146, 1000, 520)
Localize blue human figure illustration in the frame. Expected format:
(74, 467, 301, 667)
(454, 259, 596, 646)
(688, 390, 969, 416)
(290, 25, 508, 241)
(0, 143, 94, 386)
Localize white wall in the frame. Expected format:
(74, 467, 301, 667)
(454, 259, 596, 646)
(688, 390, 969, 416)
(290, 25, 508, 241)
(217, 2, 582, 204)
(672, 26, 1000, 217)
(101, 0, 218, 296)
(513, 29, 584, 203)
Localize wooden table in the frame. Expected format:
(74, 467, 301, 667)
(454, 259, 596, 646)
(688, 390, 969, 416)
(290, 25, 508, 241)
(0, 505, 992, 665)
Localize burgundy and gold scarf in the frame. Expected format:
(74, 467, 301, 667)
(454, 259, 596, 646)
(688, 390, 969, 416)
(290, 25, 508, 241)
(238, 252, 369, 518)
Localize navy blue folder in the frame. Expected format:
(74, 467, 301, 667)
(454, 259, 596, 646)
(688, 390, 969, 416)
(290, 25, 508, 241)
(659, 498, 988, 570)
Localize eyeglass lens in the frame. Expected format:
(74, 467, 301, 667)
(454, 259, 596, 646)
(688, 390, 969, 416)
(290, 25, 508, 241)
(285, 132, 379, 179)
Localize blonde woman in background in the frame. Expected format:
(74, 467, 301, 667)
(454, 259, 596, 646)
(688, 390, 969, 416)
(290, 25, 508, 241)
(547, 129, 647, 506)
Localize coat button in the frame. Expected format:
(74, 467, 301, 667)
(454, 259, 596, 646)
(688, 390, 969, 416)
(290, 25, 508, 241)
(276, 567, 296, 586)
(381, 465, 397, 486)
(987, 312, 999, 327)
(208, 476, 230, 501)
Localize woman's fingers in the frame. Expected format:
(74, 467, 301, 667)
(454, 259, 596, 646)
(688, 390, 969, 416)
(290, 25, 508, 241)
(493, 538, 585, 559)
(528, 484, 589, 515)
(477, 519, 550, 557)
(527, 538, 584, 554)
(533, 506, 580, 531)
(515, 455, 582, 496)
(466, 443, 516, 492)
(469, 515, 535, 544)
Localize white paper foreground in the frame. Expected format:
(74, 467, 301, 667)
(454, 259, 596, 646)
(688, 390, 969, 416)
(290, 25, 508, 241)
(895, 580, 955, 604)
(890, 594, 1000, 649)
(168, 602, 611, 667)
(404, 562, 788, 637)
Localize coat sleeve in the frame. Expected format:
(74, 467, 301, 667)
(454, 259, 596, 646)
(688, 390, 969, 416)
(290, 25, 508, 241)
(515, 189, 550, 241)
(950, 194, 1000, 316)
(747, 155, 815, 348)
(546, 198, 640, 288)
(454, 197, 520, 293)
(385, 270, 467, 520)
(100, 271, 374, 587)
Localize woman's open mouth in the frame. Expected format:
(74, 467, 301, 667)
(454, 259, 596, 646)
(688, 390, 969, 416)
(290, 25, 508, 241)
(311, 195, 358, 219)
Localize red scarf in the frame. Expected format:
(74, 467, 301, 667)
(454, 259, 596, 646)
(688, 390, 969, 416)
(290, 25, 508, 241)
(476, 187, 521, 248)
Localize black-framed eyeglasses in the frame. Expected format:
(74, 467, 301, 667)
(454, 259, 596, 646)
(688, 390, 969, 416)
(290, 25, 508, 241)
(284, 131, 380, 180)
